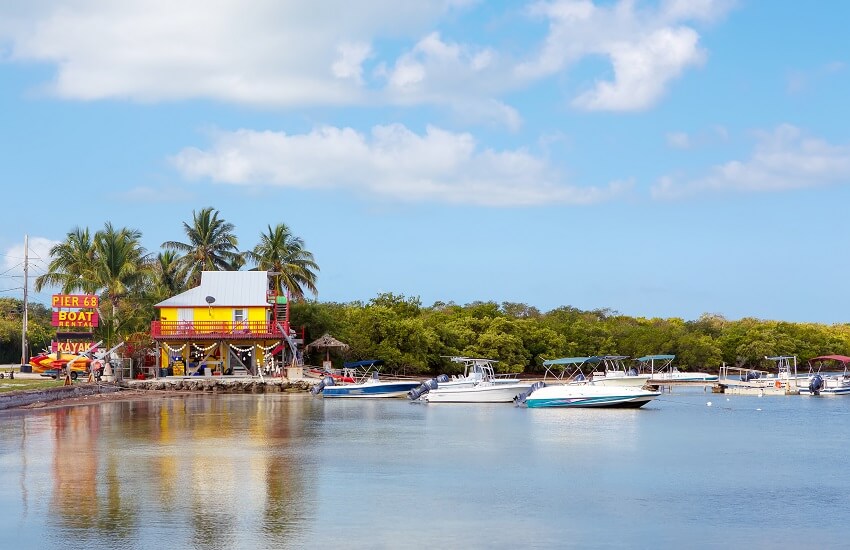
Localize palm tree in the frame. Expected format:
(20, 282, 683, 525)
(244, 223, 319, 299)
(147, 250, 187, 301)
(161, 207, 240, 286)
(91, 223, 148, 336)
(35, 223, 148, 342)
(34, 227, 98, 294)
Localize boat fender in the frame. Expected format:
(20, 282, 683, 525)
(774, 380, 781, 389)
(809, 374, 823, 396)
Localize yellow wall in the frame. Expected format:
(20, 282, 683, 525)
(158, 306, 268, 322)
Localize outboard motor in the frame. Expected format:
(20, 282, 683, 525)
(742, 370, 761, 382)
(514, 381, 546, 406)
(436, 374, 449, 383)
(310, 375, 336, 395)
(809, 374, 824, 396)
(627, 367, 639, 376)
(407, 377, 439, 400)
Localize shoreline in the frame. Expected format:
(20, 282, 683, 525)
(1, 376, 317, 412)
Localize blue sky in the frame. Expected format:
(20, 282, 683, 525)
(1, 0, 849, 323)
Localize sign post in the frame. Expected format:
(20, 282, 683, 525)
(51, 294, 99, 385)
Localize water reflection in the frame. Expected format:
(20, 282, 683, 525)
(0, 396, 318, 549)
(3, 392, 850, 548)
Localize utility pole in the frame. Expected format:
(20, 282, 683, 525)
(21, 234, 29, 366)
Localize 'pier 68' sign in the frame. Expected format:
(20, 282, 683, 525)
(52, 294, 99, 328)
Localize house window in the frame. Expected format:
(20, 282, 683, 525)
(177, 308, 194, 333)
(233, 309, 247, 330)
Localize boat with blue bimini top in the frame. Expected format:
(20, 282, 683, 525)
(638, 354, 718, 382)
(408, 357, 532, 403)
(798, 355, 850, 396)
(513, 357, 661, 409)
(311, 360, 421, 398)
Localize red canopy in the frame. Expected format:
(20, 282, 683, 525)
(808, 355, 850, 364)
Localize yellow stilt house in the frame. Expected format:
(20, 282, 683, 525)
(151, 271, 291, 377)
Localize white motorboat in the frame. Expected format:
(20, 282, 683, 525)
(409, 358, 532, 403)
(584, 355, 651, 387)
(436, 357, 521, 388)
(799, 355, 850, 396)
(311, 360, 421, 398)
(716, 356, 802, 395)
(514, 357, 660, 408)
(638, 354, 718, 382)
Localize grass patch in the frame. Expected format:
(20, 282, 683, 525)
(0, 379, 65, 392)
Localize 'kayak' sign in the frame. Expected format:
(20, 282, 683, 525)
(52, 341, 95, 354)
(52, 310, 99, 327)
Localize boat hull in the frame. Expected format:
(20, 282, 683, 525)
(424, 382, 533, 403)
(524, 385, 660, 409)
(322, 381, 421, 398)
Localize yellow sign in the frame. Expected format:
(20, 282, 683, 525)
(172, 361, 185, 376)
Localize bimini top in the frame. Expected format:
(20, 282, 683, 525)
(636, 354, 675, 361)
(543, 357, 591, 366)
(808, 355, 850, 364)
(586, 355, 629, 363)
(343, 359, 384, 368)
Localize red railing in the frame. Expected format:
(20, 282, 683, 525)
(151, 320, 283, 338)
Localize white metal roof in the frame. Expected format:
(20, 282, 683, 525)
(155, 271, 270, 308)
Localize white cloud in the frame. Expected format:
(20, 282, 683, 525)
(571, 27, 704, 111)
(652, 125, 850, 199)
(519, 0, 731, 111)
(0, 0, 463, 105)
(0, 1, 731, 119)
(331, 42, 373, 84)
(171, 124, 629, 206)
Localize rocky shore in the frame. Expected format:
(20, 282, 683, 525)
(121, 377, 315, 393)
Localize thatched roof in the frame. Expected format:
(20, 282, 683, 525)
(306, 333, 349, 350)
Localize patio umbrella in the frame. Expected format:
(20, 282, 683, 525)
(306, 333, 349, 364)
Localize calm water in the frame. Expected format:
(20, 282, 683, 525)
(2, 390, 850, 549)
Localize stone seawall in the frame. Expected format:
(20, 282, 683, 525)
(121, 378, 315, 393)
(0, 384, 120, 410)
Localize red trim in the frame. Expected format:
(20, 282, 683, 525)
(151, 320, 283, 339)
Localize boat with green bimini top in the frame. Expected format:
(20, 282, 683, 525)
(514, 357, 661, 409)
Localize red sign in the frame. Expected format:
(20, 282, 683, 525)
(52, 310, 99, 327)
(52, 341, 95, 354)
(52, 294, 99, 308)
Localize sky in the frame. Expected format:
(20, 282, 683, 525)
(1, 0, 849, 323)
